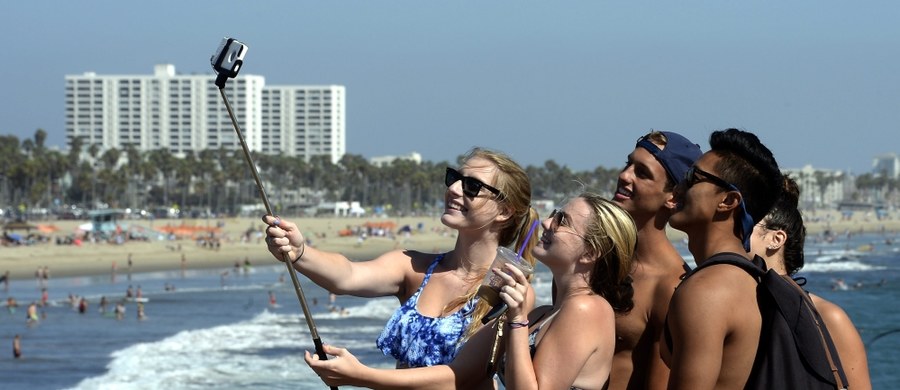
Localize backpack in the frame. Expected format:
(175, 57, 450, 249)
(694, 252, 849, 390)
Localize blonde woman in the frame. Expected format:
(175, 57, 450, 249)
(264, 147, 539, 368)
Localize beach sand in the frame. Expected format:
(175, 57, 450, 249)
(2, 210, 897, 281)
(1, 215, 458, 281)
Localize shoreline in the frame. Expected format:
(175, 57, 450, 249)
(2, 211, 898, 281)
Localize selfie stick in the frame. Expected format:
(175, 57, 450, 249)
(212, 38, 336, 390)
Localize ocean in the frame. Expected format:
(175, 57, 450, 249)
(1, 230, 898, 389)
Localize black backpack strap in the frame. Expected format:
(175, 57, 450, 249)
(690, 252, 766, 279)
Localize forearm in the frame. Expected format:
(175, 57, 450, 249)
(504, 323, 538, 390)
(289, 245, 358, 294)
(358, 365, 464, 390)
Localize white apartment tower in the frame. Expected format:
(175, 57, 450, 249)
(65, 64, 345, 162)
(261, 85, 346, 163)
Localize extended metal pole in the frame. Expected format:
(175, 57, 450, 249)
(219, 87, 336, 390)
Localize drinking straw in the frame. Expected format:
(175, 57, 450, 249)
(517, 220, 541, 258)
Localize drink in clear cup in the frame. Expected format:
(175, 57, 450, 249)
(477, 246, 534, 307)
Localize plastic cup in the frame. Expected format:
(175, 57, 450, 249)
(477, 246, 534, 307)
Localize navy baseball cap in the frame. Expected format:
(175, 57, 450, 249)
(636, 131, 702, 186)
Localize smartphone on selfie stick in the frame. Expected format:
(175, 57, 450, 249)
(211, 37, 336, 389)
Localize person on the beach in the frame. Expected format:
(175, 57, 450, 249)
(1, 270, 9, 291)
(609, 130, 700, 389)
(750, 175, 872, 389)
(13, 334, 21, 359)
(99, 296, 108, 314)
(115, 301, 126, 320)
(663, 128, 783, 389)
(78, 297, 88, 314)
(304, 194, 637, 389)
(264, 147, 539, 368)
(26, 302, 39, 325)
(268, 291, 277, 307)
(6, 296, 17, 314)
(41, 288, 48, 307)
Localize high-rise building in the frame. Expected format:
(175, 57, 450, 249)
(261, 85, 345, 163)
(872, 153, 900, 179)
(65, 64, 345, 163)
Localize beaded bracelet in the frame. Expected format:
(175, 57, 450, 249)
(507, 320, 529, 329)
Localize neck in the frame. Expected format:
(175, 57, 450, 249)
(550, 268, 591, 306)
(688, 226, 749, 267)
(634, 222, 683, 266)
(448, 233, 501, 276)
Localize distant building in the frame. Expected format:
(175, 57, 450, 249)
(65, 64, 345, 163)
(783, 165, 850, 209)
(369, 152, 423, 167)
(261, 85, 345, 163)
(871, 153, 900, 179)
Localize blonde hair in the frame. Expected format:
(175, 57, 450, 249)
(450, 147, 539, 340)
(580, 193, 637, 314)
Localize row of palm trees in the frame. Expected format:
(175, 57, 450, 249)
(3, 129, 896, 219)
(1, 130, 623, 218)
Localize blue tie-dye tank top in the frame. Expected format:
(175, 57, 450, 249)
(375, 254, 478, 367)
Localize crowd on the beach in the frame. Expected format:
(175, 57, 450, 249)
(256, 129, 874, 390)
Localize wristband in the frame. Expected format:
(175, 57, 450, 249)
(291, 242, 306, 264)
(507, 320, 529, 329)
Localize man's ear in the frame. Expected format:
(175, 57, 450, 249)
(663, 192, 678, 211)
(717, 191, 743, 213)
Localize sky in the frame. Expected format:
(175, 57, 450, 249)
(3, 1, 899, 175)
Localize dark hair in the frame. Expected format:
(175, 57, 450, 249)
(762, 175, 806, 275)
(709, 129, 783, 236)
(581, 193, 636, 314)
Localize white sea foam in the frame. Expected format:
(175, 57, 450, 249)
(68, 302, 395, 390)
(801, 260, 884, 273)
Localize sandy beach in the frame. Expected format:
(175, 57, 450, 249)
(2, 210, 898, 281)
(0, 215, 458, 281)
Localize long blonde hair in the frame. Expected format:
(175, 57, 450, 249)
(448, 147, 539, 340)
(580, 193, 637, 314)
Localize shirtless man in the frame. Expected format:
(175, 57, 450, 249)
(664, 128, 783, 389)
(610, 130, 701, 389)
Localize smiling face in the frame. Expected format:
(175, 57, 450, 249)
(533, 197, 591, 267)
(440, 156, 508, 232)
(614, 146, 674, 220)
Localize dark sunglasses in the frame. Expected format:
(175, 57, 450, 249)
(682, 165, 755, 252)
(445, 167, 502, 199)
(548, 209, 585, 239)
(684, 166, 734, 190)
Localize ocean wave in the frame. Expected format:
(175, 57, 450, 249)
(67, 303, 395, 390)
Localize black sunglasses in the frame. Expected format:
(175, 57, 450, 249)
(684, 166, 734, 190)
(445, 167, 502, 199)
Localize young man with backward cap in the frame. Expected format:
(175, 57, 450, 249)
(610, 130, 702, 390)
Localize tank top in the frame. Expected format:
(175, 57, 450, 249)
(375, 254, 478, 367)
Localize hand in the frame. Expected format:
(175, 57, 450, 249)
(305, 344, 365, 387)
(493, 263, 531, 323)
(261, 215, 306, 263)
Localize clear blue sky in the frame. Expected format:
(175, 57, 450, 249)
(3, 1, 899, 175)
